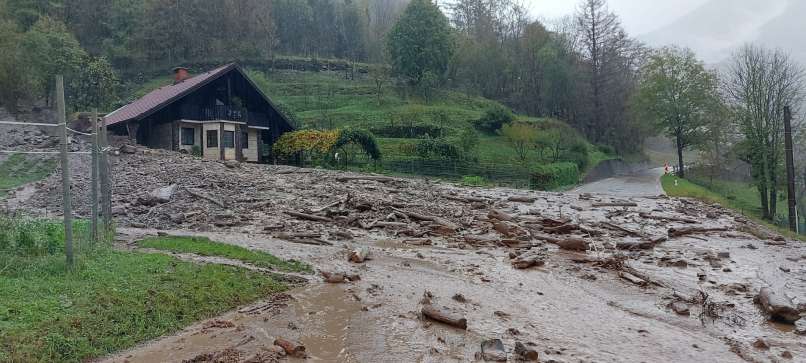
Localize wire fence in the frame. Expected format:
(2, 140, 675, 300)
(1, 75, 114, 266)
(327, 158, 538, 189)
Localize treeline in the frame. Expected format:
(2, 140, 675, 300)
(5, 0, 409, 70)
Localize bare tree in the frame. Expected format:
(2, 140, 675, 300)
(722, 45, 806, 220)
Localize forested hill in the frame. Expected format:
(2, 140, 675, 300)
(1, 0, 651, 154)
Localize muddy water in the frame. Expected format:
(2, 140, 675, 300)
(289, 283, 362, 362)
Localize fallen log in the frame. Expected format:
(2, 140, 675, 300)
(336, 176, 398, 183)
(600, 222, 645, 238)
(444, 195, 488, 203)
(616, 240, 657, 250)
(619, 271, 647, 286)
(464, 235, 499, 246)
(375, 221, 410, 228)
(507, 196, 537, 203)
(555, 238, 588, 251)
(284, 211, 333, 223)
(349, 246, 370, 263)
(274, 337, 306, 358)
(592, 202, 638, 208)
(421, 305, 467, 329)
(511, 252, 546, 269)
(668, 226, 729, 238)
(275, 232, 321, 239)
(403, 238, 433, 246)
(488, 209, 515, 222)
(183, 187, 226, 208)
(529, 232, 561, 244)
(756, 287, 801, 324)
(639, 212, 697, 224)
(392, 208, 459, 230)
(543, 223, 580, 234)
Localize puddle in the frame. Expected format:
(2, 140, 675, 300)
(290, 283, 362, 362)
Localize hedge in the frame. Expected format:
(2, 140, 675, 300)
(530, 162, 580, 190)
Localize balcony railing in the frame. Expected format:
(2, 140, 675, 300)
(180, 105, 271, 127)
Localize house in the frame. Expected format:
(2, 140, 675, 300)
(105, 63, 294, 162)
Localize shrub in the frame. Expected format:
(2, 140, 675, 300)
(333, 128, 382, 161)
(597, 144, 616, 156)
(454, 127, 479, 155)
(415, 137, 462, 160)
(191, 145, 202, 157)
(272, 129, 340, 158)
(530, 162, 580, 190)
(473, 106, 514, 133)
(561, 142, 590, 170)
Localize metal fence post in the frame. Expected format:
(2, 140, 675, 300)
(56, 76, 73, 267)
(99, 116, 112, 232)
(91, 109, 99, 243)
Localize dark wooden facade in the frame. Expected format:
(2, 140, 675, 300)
(107, 64, 294, 163)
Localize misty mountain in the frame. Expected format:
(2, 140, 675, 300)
(640, 0, 806, 65)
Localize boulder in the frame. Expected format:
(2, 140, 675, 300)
(756, 288, 801, 324)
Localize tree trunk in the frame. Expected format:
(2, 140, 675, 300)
(759, 183, 771, 220)
(676, 131, 685, 178)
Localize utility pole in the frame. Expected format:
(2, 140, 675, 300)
(57, 76, 74, 267)
(784, 106, 797, 232)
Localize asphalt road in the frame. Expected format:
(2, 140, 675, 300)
(572, 167, 666, 197)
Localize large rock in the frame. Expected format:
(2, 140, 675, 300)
(756, 287, 801, 324)
(137, 184, 177, 206)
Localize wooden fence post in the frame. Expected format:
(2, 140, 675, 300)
(56, 76, 73, 267)
(91, 109, 99, 243)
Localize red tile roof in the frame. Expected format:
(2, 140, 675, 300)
(105, 63, 236, 126)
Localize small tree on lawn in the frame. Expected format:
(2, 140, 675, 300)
(500, 122, 537, 162)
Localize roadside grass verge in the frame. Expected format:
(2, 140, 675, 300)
(661, 175, 805, 241)
(0, 154, 56, 199)
(138, 235, 312, 273)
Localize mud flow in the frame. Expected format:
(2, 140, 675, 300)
(5, 145, 803, 362)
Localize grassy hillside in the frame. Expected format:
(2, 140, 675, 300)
(128, 67, 612, 189)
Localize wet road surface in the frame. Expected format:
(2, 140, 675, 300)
(573, 167, 666, 197)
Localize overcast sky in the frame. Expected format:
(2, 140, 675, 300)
(525, 0, 711, 36)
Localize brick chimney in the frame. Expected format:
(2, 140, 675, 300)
(172, 67, 190, 84)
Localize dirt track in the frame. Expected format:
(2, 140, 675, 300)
(5, 145, 805, 362)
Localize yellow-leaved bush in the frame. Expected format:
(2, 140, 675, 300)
(272, 130, 340, 158)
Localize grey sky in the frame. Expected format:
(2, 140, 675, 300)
(525, 0, 710, 36)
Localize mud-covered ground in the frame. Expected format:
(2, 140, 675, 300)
(4, 144, 806, 363)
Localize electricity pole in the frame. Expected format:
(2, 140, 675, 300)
(784, 106, 797, 232)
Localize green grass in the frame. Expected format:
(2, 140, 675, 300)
(0, 154, 56, 199)
(138, 235, 311, 273)
(0, 251, 286, 362)
(661, 175, 805, 241)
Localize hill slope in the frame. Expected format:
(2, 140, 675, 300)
(129, 67, 610, 189)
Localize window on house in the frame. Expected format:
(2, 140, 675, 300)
(206, 130, 218, 148)
(241, 131, 249, 149)
(222, 131, 235, 148)
(181, 127, 195, 145)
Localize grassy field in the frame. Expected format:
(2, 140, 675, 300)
(0, 219, 298, 362)
(139, 235, 311, 273)
(0, 154, 56, 199)
(661, 175, 804, 240)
